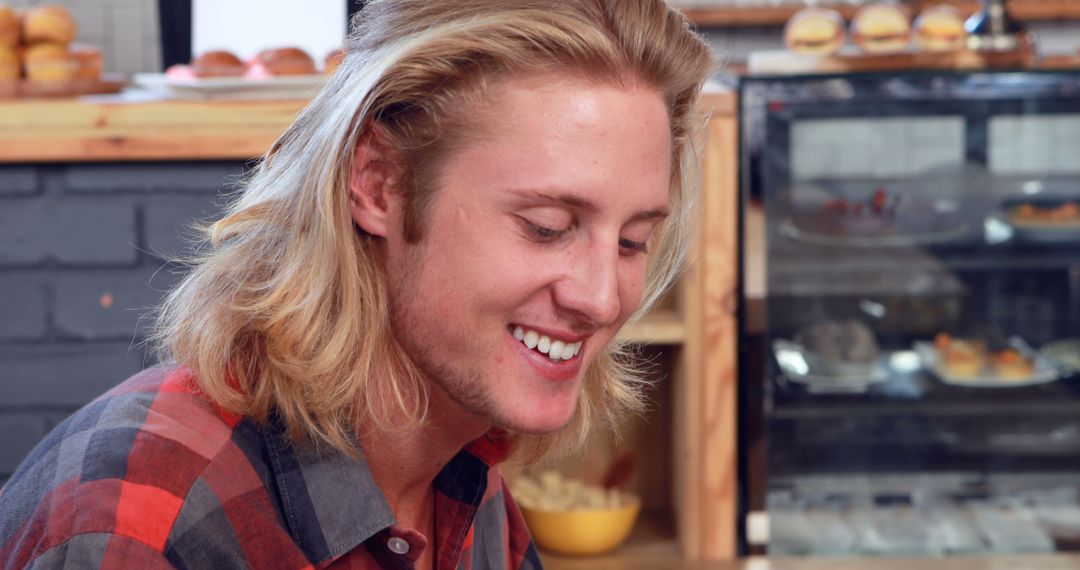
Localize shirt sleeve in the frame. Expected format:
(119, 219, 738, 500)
(27, 533, 177, 570)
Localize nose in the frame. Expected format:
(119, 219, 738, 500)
(552, 241, 621, 328)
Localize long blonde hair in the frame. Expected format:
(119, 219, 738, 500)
(153, 0, 714, 462)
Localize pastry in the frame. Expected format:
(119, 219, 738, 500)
(784, 8, 846, 56)
(935, 333, 984, 377)
(192, 50, 245, 77)
(851, 3, 911, 54)
(914, 5, 967, 52)
(252, 47, 317, 76)
(0, 3, 18, 48)
(22, 4, 78, 46)
(992, 349, 1034, 379)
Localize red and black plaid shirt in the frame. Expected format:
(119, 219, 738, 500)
(0, 367, 541, 569)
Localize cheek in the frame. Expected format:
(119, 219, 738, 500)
(618, 262, 649, 318)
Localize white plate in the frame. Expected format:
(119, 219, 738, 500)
(773, 339, 888, 393)
(1040, 338, 1080, 372)
(133, 72, 326, 99)
(914, 341, 1060, 388)
(779, 219, 970, 248)
(1010, 221, 1080, 244)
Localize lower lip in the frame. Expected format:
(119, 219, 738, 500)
(509, 333, 583, 383)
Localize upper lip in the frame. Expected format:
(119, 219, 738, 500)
(510, 323, 590, 344)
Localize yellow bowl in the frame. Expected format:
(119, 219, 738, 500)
(519, 497, 641, 556)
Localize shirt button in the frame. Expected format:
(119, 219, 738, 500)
(387, 536, 410, 555)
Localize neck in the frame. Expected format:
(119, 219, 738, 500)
(358, 383, 490, 523)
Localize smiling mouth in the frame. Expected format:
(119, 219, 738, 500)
(511, 326, 583, 361)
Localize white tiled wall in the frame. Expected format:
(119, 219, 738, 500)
(791, 117, 966, 180)
(990, 115, 1080, 175)
(8, 0, 160, 75)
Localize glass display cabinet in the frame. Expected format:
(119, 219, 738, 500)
(740, 70, 1080, 557)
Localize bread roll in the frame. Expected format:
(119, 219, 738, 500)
(0, 4, 19, 48)
(254, 47, 317, 76)
(914, 5, 967, 52)
(192, 50, 245, 77)
(851, 3, 911, 54)
(70, 44, 102, 81)
(22, 4, 77, 46)
(784, 8, 846, 56)
(324, 48, 344, 75)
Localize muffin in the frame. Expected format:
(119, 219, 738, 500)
(22, 4, 78, 46)
(192, 50, 245, 77)
(0, 45, 17, 81)
(253, 47, 317, 76)
(0, 3, 19, 48)
(23, 42, 75, 82)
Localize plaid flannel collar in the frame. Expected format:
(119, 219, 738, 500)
(258, 417, 512, 566)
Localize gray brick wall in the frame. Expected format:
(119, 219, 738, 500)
(0, 161, 246, 481)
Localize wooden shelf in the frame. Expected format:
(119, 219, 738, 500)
(0, 98, 304, 163)
(618, 309, 686, 345)
(747, 47, 1036, 75)
(681, 0, 1080, 27)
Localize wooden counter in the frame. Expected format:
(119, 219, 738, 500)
(546, 553, 1080, 569)
(0, 96, 306, 162)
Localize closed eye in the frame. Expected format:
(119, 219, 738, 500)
(521, 219, 572, 243)
(619, 237, 649, 255)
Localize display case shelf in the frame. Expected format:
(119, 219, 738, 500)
(742, 70, 1080, 557)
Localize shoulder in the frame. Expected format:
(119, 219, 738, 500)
(0, 366, 253, 567)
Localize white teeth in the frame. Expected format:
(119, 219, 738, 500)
(513, 327, 583, 361)
(549, 340, 565, 360)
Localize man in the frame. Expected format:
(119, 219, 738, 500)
(0, 1, 713, 568)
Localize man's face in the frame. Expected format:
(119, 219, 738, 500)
(385, 74, 673, 434)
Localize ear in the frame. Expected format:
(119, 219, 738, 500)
(349, 125, 404, 238)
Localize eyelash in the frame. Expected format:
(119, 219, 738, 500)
(524, 221, 571, 242)
(523, 220, 649, 255)
(619, 238, 649, 254)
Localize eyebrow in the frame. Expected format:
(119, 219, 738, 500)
(513, 189, 670, 223)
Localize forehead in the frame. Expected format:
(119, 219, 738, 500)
(438, 73, 673, 210)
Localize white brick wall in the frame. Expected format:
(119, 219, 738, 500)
(990, 115, 1080, 175)
(8, 0, 160, 75)
(791, 117, 966, 180)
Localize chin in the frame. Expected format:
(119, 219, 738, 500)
(497, 398, 579, 435)
(507, 416, 573, 435)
